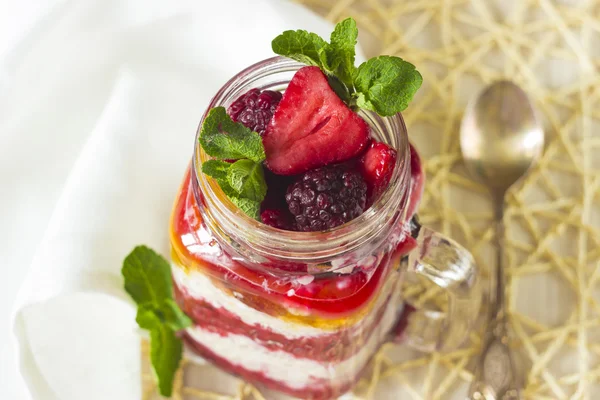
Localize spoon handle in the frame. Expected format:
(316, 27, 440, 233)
(467, 203, 521, 400)
(492, 204, 507, 321)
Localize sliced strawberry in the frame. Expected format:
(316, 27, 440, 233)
(263, 66, 370, 175)
(359, 140, 397, 206)
(406, 143, 425, 219)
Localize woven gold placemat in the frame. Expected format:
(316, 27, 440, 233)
(143, 1, 600, 398)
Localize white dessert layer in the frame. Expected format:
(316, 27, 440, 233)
(173, 264, 324, 337)
(172, 262, 403, 339)
(185, 280, 404, 389)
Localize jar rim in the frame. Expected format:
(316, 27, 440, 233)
(192, 56, 411, 265)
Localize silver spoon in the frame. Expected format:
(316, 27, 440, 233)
(460, 81, 544, 400)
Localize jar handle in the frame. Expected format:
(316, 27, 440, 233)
(394, 221, 482, 352)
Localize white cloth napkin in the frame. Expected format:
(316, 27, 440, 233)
(7, 1, 337, 398)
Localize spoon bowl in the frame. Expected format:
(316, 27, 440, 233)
(460, 81, 544, 196)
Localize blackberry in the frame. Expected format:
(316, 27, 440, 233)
(286, 164, 367, 232)
(227, 88, 282, 135)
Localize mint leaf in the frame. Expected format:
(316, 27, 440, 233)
(272, 30, 328, 67)
(198, 107, 268, 220)
(136, 305, 161, 330)
(202, 159, 231, 181)
(122, 246, 172, 305)
(122, 246, 190, 398)
(226, 159, 267, 202)
(160, 299, 192, 331)
(211, 175, 261, 220)
(229, 196, 261, 220)
(136, 300, 192, 332)
(199, 107, 265, 163)
(150, 326, 183, 397)
(324, 17, 358, 85)
(353, 56, 423, 116)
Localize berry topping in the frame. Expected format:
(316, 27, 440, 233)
(263, 66, 370, 175)
(359, 140, 397, 206)
(285, 164, 367, 232)
(259, 170, 295, 230)
(227, 88, 282, 135)
(260, 209, 294, 230)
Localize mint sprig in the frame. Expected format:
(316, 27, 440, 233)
(227, 159, 267, 202)
(271, 30, 328, 68)
(272, 17, 422, 116)
(199, 107, 265, 162)
(354, 56, 422, 116)
(324, 17, 358, 86)
(199, 107, 267, 219)
(122, 246, 192, 397)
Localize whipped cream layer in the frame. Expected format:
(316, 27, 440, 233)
(172, 264, 326, 338)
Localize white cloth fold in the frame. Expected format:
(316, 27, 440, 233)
(4, 1, 337, 398)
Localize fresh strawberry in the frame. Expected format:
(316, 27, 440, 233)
(359, 140, 397, 206)
(406, 143, 425, 219)
(263, 66, 370, 175)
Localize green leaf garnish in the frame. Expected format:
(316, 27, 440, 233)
(200, 107, 265, 163)
(227, 159, 267, 202)
(202, 159, 231, 181)
(228, 195, 261, 220)
(198, 107, 268, 220)
(205, 173, 261, 219)
(272, 17, 422, 116)
(136, 299, 193, 332)
(123, 245, 173, 305)
(324, 17, 358, 86)
(150, 326, 184, 398)
(271, 30, 328, 68)
(353, 56, 422, 116)
(122, 246, 192, 397)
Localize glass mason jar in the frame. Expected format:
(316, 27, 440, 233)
(170, 57, 481, 400)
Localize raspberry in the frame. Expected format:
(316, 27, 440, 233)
(260, 209, 294, 230)
(227, 88, 282, 135)
(286, 164, 367, 232)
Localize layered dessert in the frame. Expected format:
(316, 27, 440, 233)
(170, 158, 423, 398)
(120, 19, 479, 398)
(164, 18, 425, 399)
